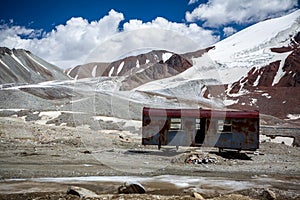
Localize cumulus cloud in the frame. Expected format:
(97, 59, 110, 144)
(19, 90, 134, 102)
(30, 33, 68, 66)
(0, 9, 124, 68)
(185, 0, 298, 27)
(0, 10, 219, 69)
(86, 17, 219, 63)
(123, 17, 219, 48)
(223, 26, 237, 37)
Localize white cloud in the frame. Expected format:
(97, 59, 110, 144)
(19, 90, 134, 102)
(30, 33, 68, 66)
(123, 17, 219, 48)
(188, 0, 199, 5)
(86, 17, 219, 63)
(185, 0, 298, 27)
(223, 26, 237, 37)
(0, 10, 219, 69)
(0, 9, 124, 69)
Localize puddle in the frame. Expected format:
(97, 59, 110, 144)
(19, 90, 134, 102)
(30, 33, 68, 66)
(1, 175, 298, 195)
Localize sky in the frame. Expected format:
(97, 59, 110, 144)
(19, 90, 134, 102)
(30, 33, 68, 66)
(0, 0, 298, 69)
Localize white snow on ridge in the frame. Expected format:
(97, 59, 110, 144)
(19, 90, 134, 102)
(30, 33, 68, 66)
(190, 53, 250, 84)
(208, 10, 300, 66)
(117, 61, 124, 75)
(0, 60, 10, 70)
(108, 66, 115, 77)
(26, 52, 49, 71)
(92, 65, 97, 77)
(162, 52, 173, 62)
(11, 53, 30, 72)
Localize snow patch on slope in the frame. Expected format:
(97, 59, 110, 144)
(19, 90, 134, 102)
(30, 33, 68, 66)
(162, 53, 173, 62)
(26, 52, 49, 71)
(286, 114, 300, 120)
(109, 67, 114, 77)
(117, 61, 124, 75)
(92, 65, 97, 77)
(11, 53, 30, 72)
(272, 51, 291, 86)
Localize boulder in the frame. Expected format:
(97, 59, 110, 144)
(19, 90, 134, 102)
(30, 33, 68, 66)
(67, 186, 99, 198)
(193, 192, 205, 199)
(118, 181, 146, 194)
(262, 188, 276, 200)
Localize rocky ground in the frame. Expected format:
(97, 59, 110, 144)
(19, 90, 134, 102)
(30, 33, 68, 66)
(0, 116, 299, 200)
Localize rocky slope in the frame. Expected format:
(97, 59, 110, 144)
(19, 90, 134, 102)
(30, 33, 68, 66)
(64, 49, 214, 90)
(0, 47, 70, 85)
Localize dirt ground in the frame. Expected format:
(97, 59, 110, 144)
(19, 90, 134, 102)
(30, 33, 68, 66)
(0, 116, 299, 199)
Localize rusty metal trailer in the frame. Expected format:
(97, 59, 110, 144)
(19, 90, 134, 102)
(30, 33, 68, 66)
(142, 107, 259, 151)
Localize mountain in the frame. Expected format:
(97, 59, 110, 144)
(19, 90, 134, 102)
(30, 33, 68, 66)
(0, 10, 299, 128)
(0, 47, 70, 85)
(205, 10, 300, 120)
(65, 48, 213, 90)
(62, 10, 300, 122)
(207, 9, 300, 88)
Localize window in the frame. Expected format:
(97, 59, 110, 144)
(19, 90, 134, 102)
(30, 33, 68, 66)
(170, 118, 182, 130)
(218, 118, 232, 132)
(196, 118, 201, 129)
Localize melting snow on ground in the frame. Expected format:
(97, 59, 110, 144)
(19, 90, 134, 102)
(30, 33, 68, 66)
(286, 114, 300, 120)
(37, 111, 62, 125)
(93, 115, 141, 128)
(260, 135, 294, 146)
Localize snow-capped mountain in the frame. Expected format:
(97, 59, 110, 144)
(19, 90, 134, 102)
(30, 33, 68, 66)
(0, 10, 299, 125)
(65, 49, 211, 89)
(207, 9, 300, 88)
(0, 47, 70, 85)
(204, 10, 300, 120)
(62, 10, 300, 122)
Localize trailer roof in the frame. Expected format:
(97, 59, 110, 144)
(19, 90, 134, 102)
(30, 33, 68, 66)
(143, 107, 259, 119)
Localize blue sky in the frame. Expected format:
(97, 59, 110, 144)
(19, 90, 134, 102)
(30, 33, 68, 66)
(0, 0, 298, 68)
(1, 0, 193, 32)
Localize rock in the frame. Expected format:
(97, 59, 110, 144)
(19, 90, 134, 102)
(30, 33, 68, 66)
(262, 188, 276, 200)
(185, 153, 217, 165)
(118, 181, 146, 194)
(193, 192, 205, 199)
(67, 186, 99, 198)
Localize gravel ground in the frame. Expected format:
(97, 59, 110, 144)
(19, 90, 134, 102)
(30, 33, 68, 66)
(0, 116, 299, 199)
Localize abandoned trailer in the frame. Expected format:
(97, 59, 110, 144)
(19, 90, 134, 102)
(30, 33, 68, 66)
(142, 107, 259, 151)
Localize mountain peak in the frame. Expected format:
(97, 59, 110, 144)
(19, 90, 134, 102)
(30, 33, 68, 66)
(0, 47, 70, 85)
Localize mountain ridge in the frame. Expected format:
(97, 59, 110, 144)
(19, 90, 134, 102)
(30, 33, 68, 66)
(0, 10, 299, 122)
(0, 47, 70, 85)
